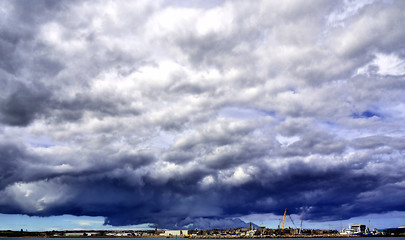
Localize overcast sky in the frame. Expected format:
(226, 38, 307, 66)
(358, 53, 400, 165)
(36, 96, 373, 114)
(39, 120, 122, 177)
(1, 0, 405, 231)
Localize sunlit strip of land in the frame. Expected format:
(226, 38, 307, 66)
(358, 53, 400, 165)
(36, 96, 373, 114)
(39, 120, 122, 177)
(1, 225, 404, 238)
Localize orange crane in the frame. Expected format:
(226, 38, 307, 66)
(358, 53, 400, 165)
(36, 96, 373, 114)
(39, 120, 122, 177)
(281, 208, 297, 232)
(281, 208, 287, 232)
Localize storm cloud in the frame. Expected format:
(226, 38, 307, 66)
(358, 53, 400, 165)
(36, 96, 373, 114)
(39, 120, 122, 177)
(1, 0, 405, 229)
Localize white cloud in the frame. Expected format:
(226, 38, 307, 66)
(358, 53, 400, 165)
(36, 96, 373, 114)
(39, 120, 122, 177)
(356, 53, 405, 76)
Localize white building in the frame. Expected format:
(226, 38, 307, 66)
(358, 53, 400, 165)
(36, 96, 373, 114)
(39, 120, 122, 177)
(161, 230, 186, 237)
(340, 224, 367, 235)
(351, 224, 366, 234)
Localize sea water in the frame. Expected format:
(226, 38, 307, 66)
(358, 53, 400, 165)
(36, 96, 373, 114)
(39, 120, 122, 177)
(0, 238, 404, 240)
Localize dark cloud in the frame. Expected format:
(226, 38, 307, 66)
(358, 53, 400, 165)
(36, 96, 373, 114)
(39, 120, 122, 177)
(0, 82, 51, 126)
(0, 142, 28, 189)
(0, 81, 140, 126)
(0, 0, 405, 230)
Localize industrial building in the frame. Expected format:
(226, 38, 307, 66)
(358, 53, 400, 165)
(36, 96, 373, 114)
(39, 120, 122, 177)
(351, 224, 367, 234)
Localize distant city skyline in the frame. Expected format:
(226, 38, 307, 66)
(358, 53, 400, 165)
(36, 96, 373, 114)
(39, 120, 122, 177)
(1, 0, 405, 231)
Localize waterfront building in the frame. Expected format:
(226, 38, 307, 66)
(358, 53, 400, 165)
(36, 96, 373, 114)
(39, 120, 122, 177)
(64, 232, 84, 237)
(161, 230, 186, 237)
(351, 224, 366, 234)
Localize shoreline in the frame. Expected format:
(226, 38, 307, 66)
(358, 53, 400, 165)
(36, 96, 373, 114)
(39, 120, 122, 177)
(1, 235, 403, 239)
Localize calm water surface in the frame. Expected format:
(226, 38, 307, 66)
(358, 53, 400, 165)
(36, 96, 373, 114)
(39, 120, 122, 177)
(1, 238, 404, 240)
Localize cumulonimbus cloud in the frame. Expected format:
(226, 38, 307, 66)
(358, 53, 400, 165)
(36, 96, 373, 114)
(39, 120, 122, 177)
(0, 0, 405, 229)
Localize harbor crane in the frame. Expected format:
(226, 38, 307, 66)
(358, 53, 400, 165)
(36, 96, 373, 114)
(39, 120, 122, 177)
(281, 209, 287, 231)
(281, 208, 297, 232)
